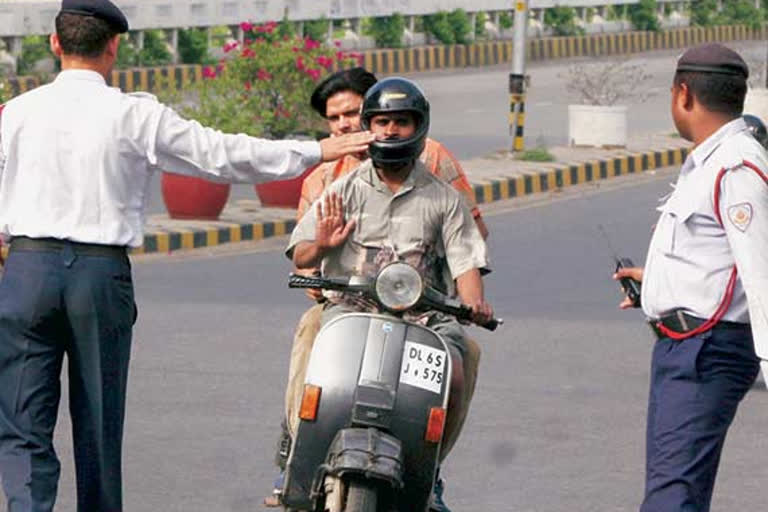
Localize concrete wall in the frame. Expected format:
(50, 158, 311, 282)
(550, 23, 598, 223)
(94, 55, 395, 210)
(0, 0, 688, 36)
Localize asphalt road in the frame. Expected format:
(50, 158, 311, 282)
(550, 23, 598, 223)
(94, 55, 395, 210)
(144, 41, 768, 215)
(10, 167, 767, 511)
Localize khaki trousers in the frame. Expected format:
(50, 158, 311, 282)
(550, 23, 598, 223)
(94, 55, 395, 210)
(283, 304, 480, 460)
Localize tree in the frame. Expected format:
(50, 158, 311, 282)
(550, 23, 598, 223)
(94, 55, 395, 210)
(138, 30, 172, 66)
(544, 7, 584, 36)
(178, 28, 212, 65)
(628, 0, 660, 31)
(690, 0, 719, 26)
(365, 13, 405, 48)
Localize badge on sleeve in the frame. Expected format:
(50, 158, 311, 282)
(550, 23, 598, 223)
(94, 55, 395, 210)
(727, 202, 753, 232)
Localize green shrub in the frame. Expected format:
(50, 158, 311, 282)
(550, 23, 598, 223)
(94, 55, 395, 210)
(18, 36, 52, 76)
(304, 18, 329, 42)
(690, 0, 719, 26)
(365, 13, 405, 48)
(138, 30, 172, 66)
(447, 9, 472, 44)
(717, 0, 764, 29)
(115, 34, 138, 68)
(178, 28, 212, 65)
(157, 22, 360, 139)
(424, 11, 455, 44)
(628, 0, 659, 31)
(544, 7, 584, 36)
(604, 5, 621, 21)
(475, 12, 488, 39)
(498, 11, 513, 29)
(517, 147, 555, 162)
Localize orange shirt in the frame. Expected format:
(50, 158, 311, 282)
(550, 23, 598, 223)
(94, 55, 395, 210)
(297, 138, 480, 220)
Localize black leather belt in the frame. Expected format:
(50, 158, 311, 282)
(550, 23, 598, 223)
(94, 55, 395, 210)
(650, 310, 749, 340)
(10, 236, 127, 258)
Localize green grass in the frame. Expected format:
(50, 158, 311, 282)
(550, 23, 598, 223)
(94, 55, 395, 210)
(516, 147, 556, 162)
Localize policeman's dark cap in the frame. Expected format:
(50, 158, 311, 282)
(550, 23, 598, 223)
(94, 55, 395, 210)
(676, 43, 748, 79)
(60, 0, 129, 33)
(310, 67, 378, 117)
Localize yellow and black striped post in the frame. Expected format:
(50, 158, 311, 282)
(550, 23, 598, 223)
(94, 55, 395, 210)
(509, 73, 526, 152)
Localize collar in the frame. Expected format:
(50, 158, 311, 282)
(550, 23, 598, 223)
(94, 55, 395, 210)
(54, 69, 107, 85)
(682, 117, 748, 175)
(360, 160, 430, 196)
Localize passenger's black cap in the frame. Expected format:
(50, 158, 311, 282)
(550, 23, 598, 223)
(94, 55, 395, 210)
(676, 43, 748, 78)
(60, 0, 129, 33)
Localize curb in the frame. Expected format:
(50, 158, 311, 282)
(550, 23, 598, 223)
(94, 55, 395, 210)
(130, 145, 689, 256)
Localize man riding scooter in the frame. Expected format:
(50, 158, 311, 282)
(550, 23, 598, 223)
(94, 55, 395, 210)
(280, 77, 494, 511)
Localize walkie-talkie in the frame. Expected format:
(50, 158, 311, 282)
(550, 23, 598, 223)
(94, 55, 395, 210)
(598, 225, 642, 308)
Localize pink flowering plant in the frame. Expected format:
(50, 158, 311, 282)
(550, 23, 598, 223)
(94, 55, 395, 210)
(161, 21, 364, 138)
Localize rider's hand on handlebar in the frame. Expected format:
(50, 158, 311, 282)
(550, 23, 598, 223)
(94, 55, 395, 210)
(305, 287, 324, 302)
(316, 193, 356, 251)
(468, 300, 494, 326)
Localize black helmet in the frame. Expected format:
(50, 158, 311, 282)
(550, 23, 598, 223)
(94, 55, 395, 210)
(361, 77, 430, 167)
(743, 114, 768, 149)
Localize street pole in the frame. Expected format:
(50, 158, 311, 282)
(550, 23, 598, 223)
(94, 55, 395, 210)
(510, 0, 529, 152)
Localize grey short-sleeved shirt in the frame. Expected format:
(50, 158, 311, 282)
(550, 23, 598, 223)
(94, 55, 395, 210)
(286, 159, 489, 294)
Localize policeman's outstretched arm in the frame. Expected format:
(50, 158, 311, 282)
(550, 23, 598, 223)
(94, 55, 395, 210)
(613, 267, 644, 309)
(292, 193, 355, 269)
(151, 105, 373, 184)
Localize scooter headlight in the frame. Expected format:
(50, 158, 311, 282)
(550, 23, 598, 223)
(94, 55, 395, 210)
(375, 263, 423, 312)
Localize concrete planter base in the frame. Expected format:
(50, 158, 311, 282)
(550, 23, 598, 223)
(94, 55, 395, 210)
(568, 104, 627, 148)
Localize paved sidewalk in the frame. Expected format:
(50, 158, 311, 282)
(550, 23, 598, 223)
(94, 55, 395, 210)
(134, 133, 690, 256)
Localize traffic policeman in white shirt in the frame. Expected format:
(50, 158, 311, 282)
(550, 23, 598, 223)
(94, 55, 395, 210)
(615, 43, 768, 512)
(0, 1, 374, 511)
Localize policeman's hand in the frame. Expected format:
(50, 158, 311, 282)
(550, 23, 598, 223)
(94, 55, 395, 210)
(316, 193, 355, 250)
(319, 131, 375, 162)
(613, 267, 644, 310)
(469, 300, 494, 326)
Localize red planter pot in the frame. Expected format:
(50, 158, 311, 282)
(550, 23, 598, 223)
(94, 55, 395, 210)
(254, 165, 317, 209)
(161, 172, 231, 220)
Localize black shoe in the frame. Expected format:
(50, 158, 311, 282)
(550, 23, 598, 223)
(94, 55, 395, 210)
(428, 475, 452, 512)
(274, 419, 292, 470)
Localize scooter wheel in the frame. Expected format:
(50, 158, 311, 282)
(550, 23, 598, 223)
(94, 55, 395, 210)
(345, 478, 378, 512)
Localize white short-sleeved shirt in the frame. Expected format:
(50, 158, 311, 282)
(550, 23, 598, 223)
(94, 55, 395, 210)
(642, 118, 768, 359)
(0, 69, 321, 247)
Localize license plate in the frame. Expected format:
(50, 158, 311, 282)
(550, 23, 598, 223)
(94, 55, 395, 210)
(399, 341, 446, 394)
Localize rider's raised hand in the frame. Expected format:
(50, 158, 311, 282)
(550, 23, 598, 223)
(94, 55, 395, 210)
(315, 192, 355, 250)
(319, 131, 375, 161)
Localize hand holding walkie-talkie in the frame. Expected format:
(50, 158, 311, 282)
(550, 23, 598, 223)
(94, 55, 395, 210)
(598, 225, 642, 309)
(613, 259, 642, 309)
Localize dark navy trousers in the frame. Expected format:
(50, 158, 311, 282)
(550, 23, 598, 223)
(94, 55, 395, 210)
(640, 323, 760, 512)
(0, 245, 135, 512)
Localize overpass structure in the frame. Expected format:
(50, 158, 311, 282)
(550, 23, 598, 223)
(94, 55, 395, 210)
(0, 0, 691, 67)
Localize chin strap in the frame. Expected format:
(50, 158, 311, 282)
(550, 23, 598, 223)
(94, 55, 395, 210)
(656, 161, 768, 340)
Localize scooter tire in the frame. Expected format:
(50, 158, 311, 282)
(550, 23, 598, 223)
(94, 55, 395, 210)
(344, 478, 378, 512)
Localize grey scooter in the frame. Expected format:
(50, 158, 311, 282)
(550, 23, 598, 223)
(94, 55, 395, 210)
(279, 262, 501, 512)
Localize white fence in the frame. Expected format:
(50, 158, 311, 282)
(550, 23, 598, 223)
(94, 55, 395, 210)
(0, 0, 688, 37)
